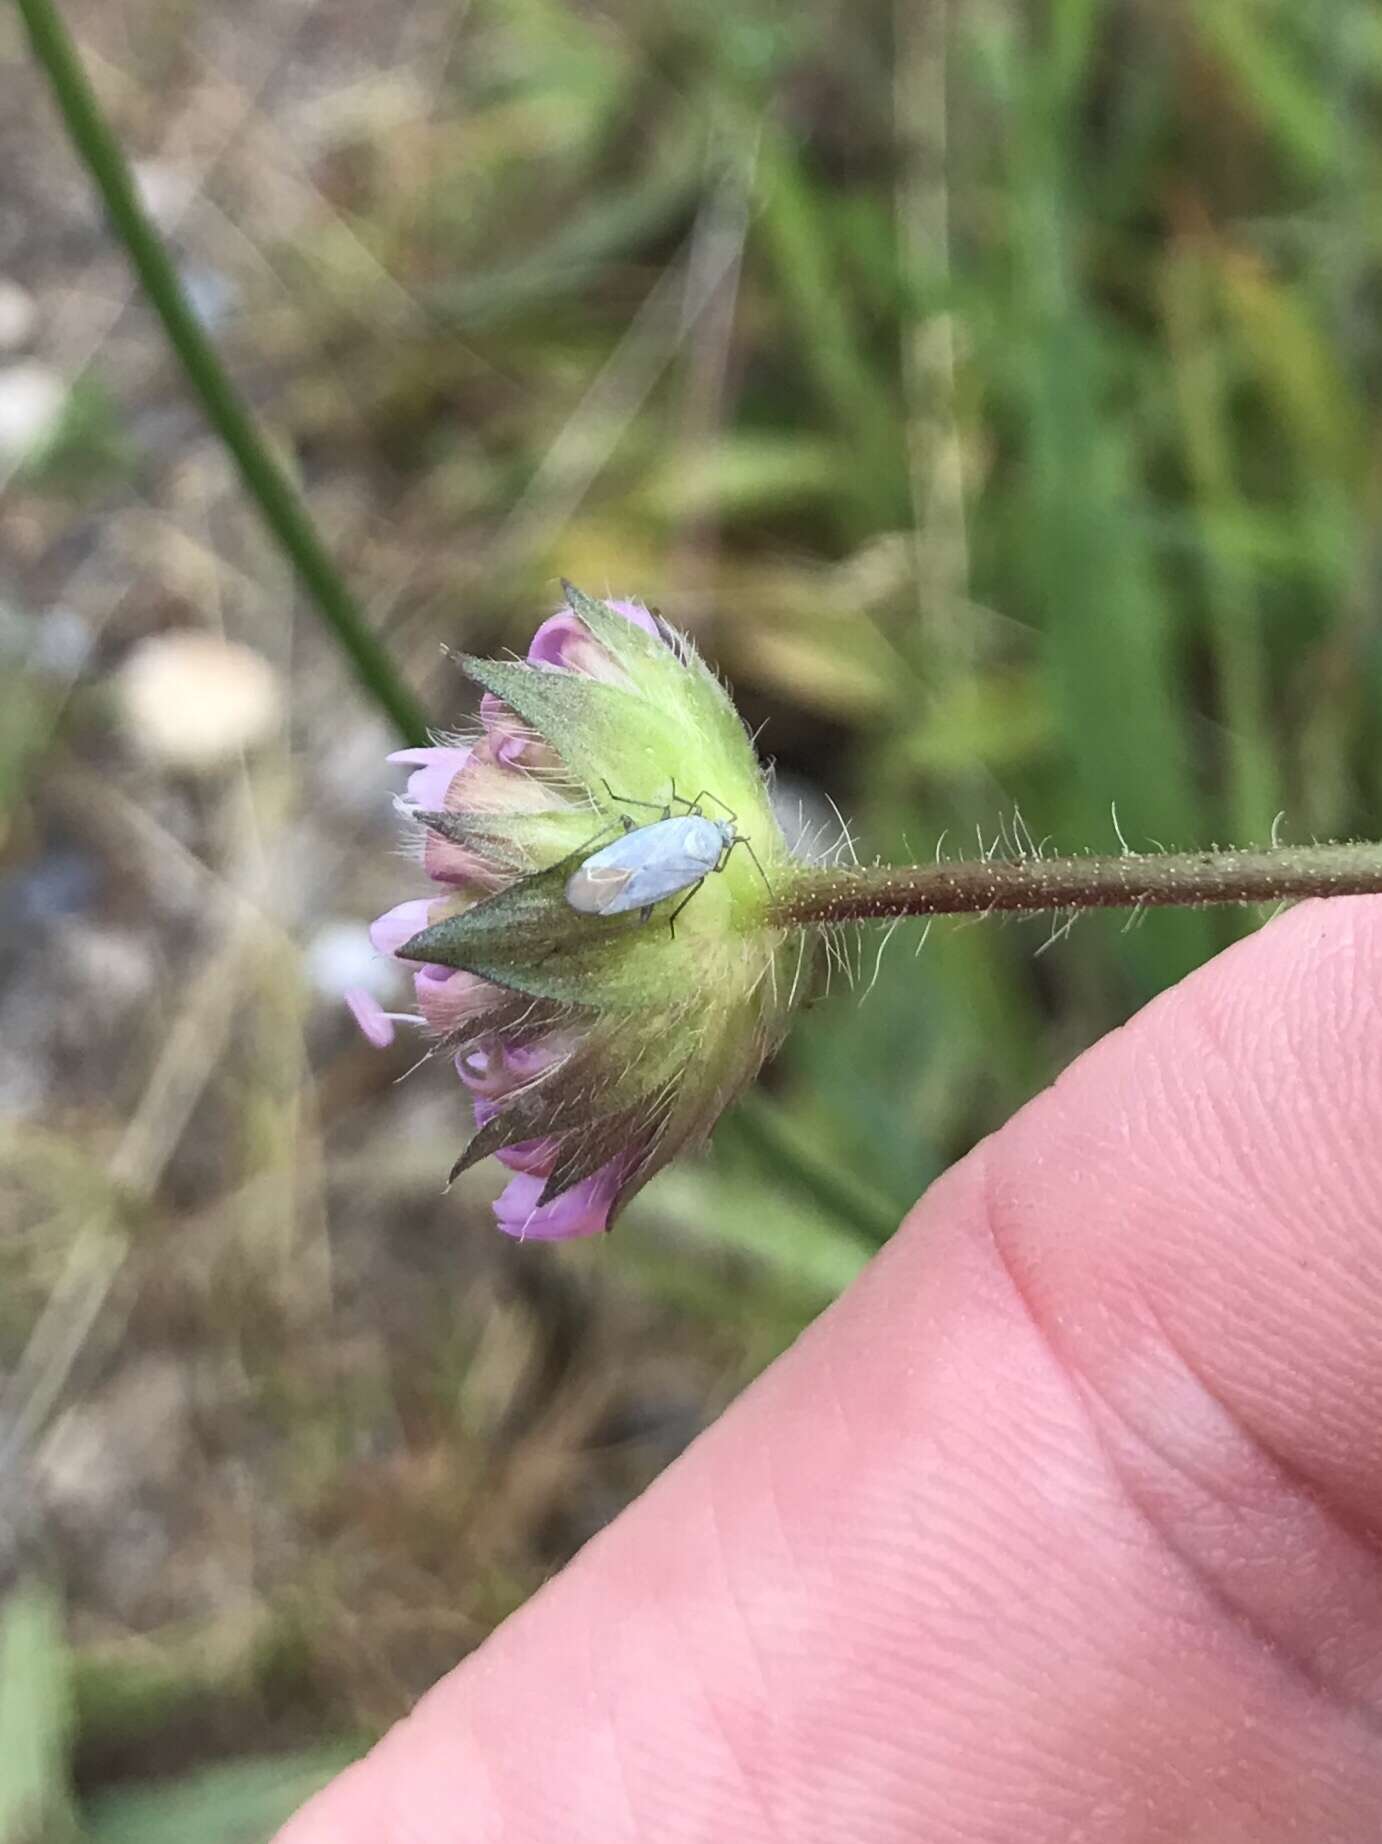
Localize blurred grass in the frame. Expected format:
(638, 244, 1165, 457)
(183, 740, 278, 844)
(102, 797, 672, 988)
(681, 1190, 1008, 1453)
(6, 0, 1382, 1830)
(0, 1583, 77, 1842)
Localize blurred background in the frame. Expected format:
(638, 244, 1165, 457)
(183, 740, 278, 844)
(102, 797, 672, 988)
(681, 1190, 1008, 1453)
(2, 0, 1379, 1833)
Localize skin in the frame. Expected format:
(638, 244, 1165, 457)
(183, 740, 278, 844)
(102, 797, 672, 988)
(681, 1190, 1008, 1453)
(278, 897, 1382, 1842)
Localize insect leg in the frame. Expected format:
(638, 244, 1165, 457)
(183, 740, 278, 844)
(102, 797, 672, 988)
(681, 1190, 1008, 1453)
(666, 879, 706, 939)
(685, 788, 738, 822)
(656, 780, 696, 816)
(601, 776, 670, 818)
(725, 833, 774, 895)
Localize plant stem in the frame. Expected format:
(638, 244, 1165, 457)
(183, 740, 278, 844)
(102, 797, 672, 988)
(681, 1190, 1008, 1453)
(773, 842, 1382, 929)
(15, 0, 431, 746)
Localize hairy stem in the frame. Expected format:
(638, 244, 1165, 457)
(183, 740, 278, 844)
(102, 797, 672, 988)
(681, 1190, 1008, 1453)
(773, 842, 1382, 928)
(15, 0, 430, 745)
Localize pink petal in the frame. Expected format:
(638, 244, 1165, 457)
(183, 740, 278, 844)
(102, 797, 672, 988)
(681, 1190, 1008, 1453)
(414, 967, 503, 1034)
(479, 693, 537, 766)
(369, 899, 436, 959)
(456, 1035, 571, 1099)
(407, 736, 561, 887)
(387, 745, 472, 810)
(446, 737, 563, 816)
(494, 1136, 561, 1174)
(344, 986, 396, 1048)
(607, 596, 661, 638)
(469, 1098, 559, 1174)
(527, 611, 594, 670)
(492, 1162, 626, 1241)
(423, 828, 508, 892)
(527, 598, 661, 682)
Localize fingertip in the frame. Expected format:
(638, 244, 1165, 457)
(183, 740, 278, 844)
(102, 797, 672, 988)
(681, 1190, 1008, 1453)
(272, 1754, 387, 1844)
(274, 899, 1382, 1842)
(985, 895, 1382, 1525)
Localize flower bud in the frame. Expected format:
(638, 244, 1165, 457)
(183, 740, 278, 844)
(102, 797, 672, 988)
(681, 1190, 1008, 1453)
(355, 587, 801, 1240)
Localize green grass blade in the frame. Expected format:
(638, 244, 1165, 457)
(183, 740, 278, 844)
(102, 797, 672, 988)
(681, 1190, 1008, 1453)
(84, 1748, 358, 1844)
(0, 1582, 77, 1844)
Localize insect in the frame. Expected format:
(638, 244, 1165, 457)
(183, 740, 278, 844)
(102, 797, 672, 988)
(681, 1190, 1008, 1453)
(565, 786, 769, 931)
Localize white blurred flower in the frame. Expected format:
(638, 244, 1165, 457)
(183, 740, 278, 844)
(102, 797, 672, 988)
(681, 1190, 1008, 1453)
(117, 630, 282, 770)
(305, 918, 399, 1003)
(0, 362, 65, 462)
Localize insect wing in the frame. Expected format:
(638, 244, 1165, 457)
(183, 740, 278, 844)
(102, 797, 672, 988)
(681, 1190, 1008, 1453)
(564, 859, 636, 914)
(568, 816, 721, 915)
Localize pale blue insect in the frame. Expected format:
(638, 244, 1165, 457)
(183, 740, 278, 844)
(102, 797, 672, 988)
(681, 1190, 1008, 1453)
(565, 789, 767, 927)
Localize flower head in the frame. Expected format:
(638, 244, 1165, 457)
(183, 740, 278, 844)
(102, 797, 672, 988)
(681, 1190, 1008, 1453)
(357, 585, 800, 1240)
